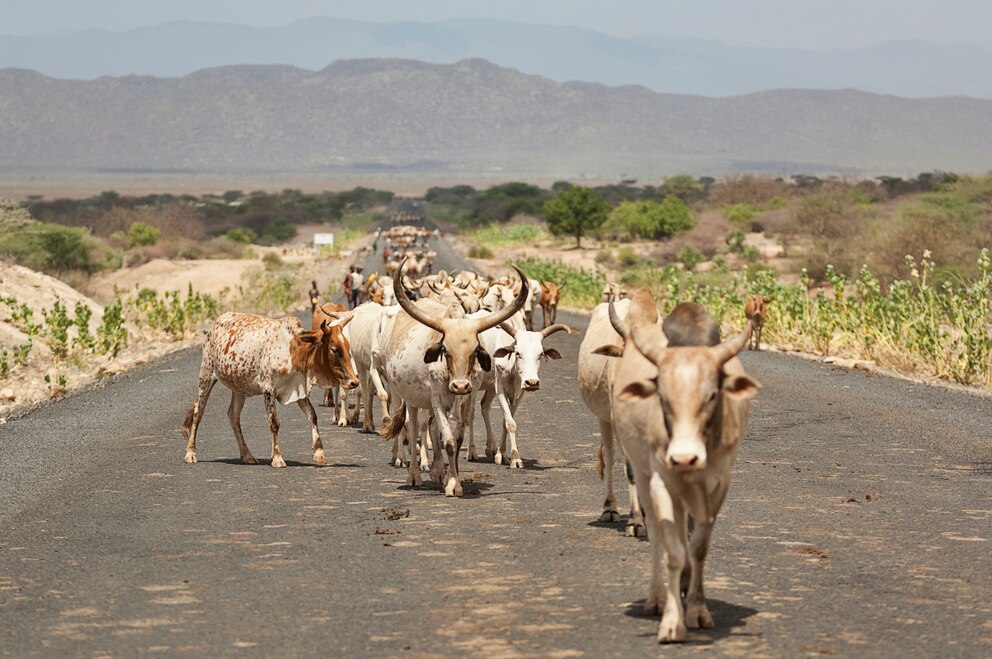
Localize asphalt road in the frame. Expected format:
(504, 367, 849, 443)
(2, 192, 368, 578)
(1, 235, 991, 657)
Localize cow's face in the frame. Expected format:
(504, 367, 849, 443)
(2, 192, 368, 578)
(424, 319, 491, 395)
(307, 319, 359, 390)
(494, 330, 562, 391)
(621, 327, 758, 473)
(542, 282, 564, 308)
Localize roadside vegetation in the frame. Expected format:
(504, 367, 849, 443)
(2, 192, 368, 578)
(446, 172, 992, 388)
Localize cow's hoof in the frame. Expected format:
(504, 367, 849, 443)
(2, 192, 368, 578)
(509, 458, 523, 469)
(184, 450, 197, 464)
(657, 617, 686, 643)
(485, 448, 496, 461)
(494, 452, 504, 465)
(312, 448, 327, 466)
(392, 457, 403, 468)
(685, 604, 714, 629)
(444, 478, 463, 497)
(406, 473, 422, 488)
(468, 452, 478, 462)
(600, 509, 621, 523)
(626, 522, 646, 538)
(644, 595, 662, 617)
(336, 419, 348, 428)
(271, 455, 287, 469)
(241, 453, 258, 465)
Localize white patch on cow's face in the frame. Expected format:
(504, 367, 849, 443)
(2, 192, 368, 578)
(655, 352, 721, 472)
(513, 331, 546, 391)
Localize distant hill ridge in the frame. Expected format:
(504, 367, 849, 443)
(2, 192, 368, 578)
(1, 17, 990, 99)
(1, 58, 990, 177)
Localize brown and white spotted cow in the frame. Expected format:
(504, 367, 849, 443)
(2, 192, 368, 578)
(539, 281, 565, 329)
(182, 312, 359, 468)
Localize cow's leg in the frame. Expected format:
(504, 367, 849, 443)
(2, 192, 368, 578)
(227, 391, 258, 464)
(347, 384, 362, 424)
(182, 366, 217, 464)
(433, 393, 462, 497)
(647, 471, 688, 643)
(755, 321, 764, 352)
(632, 465, 664, 615)
(551, 304, 557, 325)
(322, 387, 333, 408)
(296, 397, 326, 466)
(626, 460, 646, 537)
(502, 391, 523, 469)
(404, 407, 422, 487)
(419, 415, 433, 474)
(370, 366, 390, 428)
(475, 385, 496, 461)
(597, 420, 620, 522)
(360, 368, 376, 433)
(264, 393, 287, 468)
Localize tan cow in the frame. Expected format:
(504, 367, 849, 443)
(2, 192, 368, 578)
(182, 312, 359, 468)
(539, 281, 565, 328)
(577, 293, 653, 537)
(744, 295, 770, 350)
(312, 302, 350, 409)
(608, 294, 760, 643)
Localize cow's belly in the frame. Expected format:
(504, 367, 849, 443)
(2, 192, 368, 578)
(214, 364, 266, 397)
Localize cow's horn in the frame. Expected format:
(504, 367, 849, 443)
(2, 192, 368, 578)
(608, 301, 628, 338)
(541, 323, 572, 338)
(629, 323, 665, 365)
(473, 264, 529, 332)
(394, 257, 445, 333)
(712, 320, 753, 365)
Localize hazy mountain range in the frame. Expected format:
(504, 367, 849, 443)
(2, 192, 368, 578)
(1, 17, 990, 99)
(2, 58, 990, 179)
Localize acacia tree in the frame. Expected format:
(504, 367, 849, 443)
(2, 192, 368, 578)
(543, 186, 609, 248)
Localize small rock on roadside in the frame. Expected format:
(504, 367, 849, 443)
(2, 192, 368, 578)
(0, 387, 15, 401)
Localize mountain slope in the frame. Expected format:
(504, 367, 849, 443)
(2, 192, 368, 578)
(0, 18, 990, 98)
(1, 59, 990, 177)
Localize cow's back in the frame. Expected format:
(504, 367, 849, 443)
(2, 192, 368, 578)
(205, 312, 297, 396)
(577, 299, 631, 422)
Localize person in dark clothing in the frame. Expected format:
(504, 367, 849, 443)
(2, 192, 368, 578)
(308, 280, 320, 313)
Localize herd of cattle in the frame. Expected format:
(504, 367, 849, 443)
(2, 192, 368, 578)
(179, 227, 766, 644)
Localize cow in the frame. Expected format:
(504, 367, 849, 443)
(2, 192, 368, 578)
(181, 312, 359, 468)
(470, 314, 571, 468)
(539, 281, 565, 328)
(523, 278, 543, 330)
(744, 295, 770, 351)
(601, 281, 628, 304)
(312, 302, 350, 409)
(379, 260, 528, 496)
(607, 294, 760, 643)
(578, 294, 650, 537)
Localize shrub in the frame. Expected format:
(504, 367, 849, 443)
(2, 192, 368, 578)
(677, 245, 705, 271)
(617, 246, 639, 267)
(514, 257, 605, 309)
(225, 227, 257, 244)
(262, 252, 284, 270)
(467, 244, 494, 259)
(604, 197, 694, 241)
(0, 222, 97, 274)
(128, 221, 160, 247)
(595, 249, 614, 264)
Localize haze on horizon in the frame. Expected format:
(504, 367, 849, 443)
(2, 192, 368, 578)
(4, 0, 991, 50)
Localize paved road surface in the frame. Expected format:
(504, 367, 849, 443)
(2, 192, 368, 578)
(1, 235, 990, 657)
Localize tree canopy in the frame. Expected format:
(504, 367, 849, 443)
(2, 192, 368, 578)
(543, 186, 609, 248)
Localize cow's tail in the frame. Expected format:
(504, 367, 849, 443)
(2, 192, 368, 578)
(595, 440, 606, 480)
(379, 402, 406, 440)
(181, 403, 195, 442)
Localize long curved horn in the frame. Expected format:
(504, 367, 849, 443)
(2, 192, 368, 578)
(712, 320, 753, 365)
(608, 301, 628, 338)
(541, 323, 572, 338)
(629, 323, 665, 365)
(498, 322, 517, 338)
(393, 257, 445, 333)
(427, 280, 444, 295)
(472, 264, 530, 332)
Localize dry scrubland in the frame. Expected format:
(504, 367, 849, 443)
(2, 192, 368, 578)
(0, 191, 381, 416)
(447, 174, 992, 389)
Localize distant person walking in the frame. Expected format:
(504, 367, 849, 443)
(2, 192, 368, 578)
(348, 267, 364, 309)
(308, 280, 320, 313)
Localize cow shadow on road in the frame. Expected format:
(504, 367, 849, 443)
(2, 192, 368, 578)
(203, 458, 365, 469)
(624, 598, 759, 645)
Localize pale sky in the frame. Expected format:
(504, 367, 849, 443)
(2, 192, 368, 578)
(3, 0, 991, 50)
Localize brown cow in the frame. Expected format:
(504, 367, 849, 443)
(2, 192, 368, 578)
(744, 295, 770, 351)
(182, 312, 358, 468)
(539, 281, 565, 328)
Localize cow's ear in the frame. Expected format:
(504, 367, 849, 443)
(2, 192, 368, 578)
(493, 346, 515, 359)
(424, 341, 445, 363)
(475, 346, 492, 372)
(619, 380, 656, 400)
(723, 374, 761, 400)
(593, 344, 623, 358)
(298, 331, 320, 344)
(543, 348, 563, 360)
(558, 282, 566, 290)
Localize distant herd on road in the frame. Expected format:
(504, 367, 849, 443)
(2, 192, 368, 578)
(179, 222, 769, 644)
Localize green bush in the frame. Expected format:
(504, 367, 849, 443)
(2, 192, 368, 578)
(262, 252, 284, 270)
(0, 222, 97, 274)
(617, 246, 639, 267)
(595, 249, 614, 264)
(677, 245, 705, 271)
(128, 221, 160, 247)
(513, 257, 605, 309)
(468, 244, 494, 259)
(604, 196, 694, 241)
(225, 227, 257, 244)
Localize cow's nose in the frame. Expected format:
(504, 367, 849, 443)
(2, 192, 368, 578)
(523, 379, 540, 391)
(344, 377, 359, 390)
(449, 380, 472, 395)
(668, 454, 702, 472)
